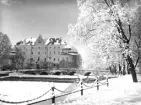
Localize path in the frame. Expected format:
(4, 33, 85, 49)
(56, 74, 141, 105)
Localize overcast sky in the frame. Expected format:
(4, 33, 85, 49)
(0, 0, 78, 45)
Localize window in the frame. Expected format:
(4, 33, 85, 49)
(50, 47, 51, 49)
(38, 52, 40, 55)
(49, 57, 51, 59)
(54, 58, 55, 61)
(38, 40, 41, 43)
(30, 58, 33, 61)
(45, 52, 46, 54)
(54, 51, 55, 54)
(37, 57, 40, 61)
(39, 47, 40, 49)
(45, 58, 46, 61)
(32, 47, 34, 49)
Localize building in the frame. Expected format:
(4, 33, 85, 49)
(15, 35, 81, 69)
(60, 45, 82, 68)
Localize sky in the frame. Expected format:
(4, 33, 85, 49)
(0, 0, 78, 45)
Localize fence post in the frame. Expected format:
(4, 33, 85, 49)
(107, 75, 109, 87)
(97, 76, 99, 90)
(81, 81, 83, 96)
(52, 85, 55, 105)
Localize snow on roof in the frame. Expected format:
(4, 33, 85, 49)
(17, 37, 67, 45)
(61, 52, 78, 56)
(24, 38, 37, 45)
(45, 38, 50, 45)
(61, 41, 66, 45)
(68, 52, 78, 55)
(45, 37, 66, 45)
(54, 41, 60, 45)
(64, 44, 72, 49)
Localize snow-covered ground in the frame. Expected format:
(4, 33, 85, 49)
(0, 74, 141, 105)
(57, 74, 141, 105)
(0, 81, 71, 105)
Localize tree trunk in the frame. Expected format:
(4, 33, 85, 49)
(126, 55, 138, 82)
(127, 63, 130, 74)
(122, 61, 126, 75)
(118, 63, 122, 74)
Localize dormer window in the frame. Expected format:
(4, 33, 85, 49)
(38, 39, 41, 43)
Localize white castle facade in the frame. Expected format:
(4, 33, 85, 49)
(15, 35, 81, 69)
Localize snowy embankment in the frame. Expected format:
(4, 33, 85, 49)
(0, 81, 71, 105)
(0, 74, 141, 105)
(57, 74, 141, 105)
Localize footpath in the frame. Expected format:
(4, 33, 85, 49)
(56, 74, 141, 105)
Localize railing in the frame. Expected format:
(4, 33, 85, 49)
(0, 75, 109, 105)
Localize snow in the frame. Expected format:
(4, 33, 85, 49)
(57, 74, 141, 105)
(0, 81, 71, 105)
(0, 75, 141, 105)
(45, 38, 50, 45)
(24, 38, 37, 45)
(64, 45, 72, 49)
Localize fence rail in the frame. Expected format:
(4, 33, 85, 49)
(0, 75, 110, 105)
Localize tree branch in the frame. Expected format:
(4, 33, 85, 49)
(110, 0, 114, 5)
(134, 38, 139, 48)
(115, 19, 129, 43)
(104, 0, 110, 7)
(134, 56, 140, 68)
(104, 0, 129, 44)
(128, 24, 132, 42)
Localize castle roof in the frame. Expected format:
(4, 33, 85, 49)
(16, 35, 66, 46)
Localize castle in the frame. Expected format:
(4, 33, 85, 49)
(15, 35, 81, 69)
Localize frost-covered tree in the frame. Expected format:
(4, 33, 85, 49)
(67, 0, 141, 82)
(10, 47, 25, 70)
(0, 32, 11, 68)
